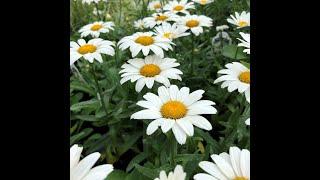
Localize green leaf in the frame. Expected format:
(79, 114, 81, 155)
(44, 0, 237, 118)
(134, 164, 158, 179)
(195, 129, 219, 146)
(70, 81, 95, 95)
(106, 170, 128, 180)
(70, 99, 99, 111)
(240, 61, 250, 69)
(174, 154, 203, 162)
(70, 128, 93, 145)
(222, 45, 247, 60)
(125, 169, 148, 180)
(118, 131, 142, 155)
(73, 115, 98, 122)
(126, 152, 149, 172)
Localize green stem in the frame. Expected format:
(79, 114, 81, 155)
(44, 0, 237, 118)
(220, 32, 224, 49)
(234, 46, 239, 59)
(169, 132, 177, 165)
(119, 0, 122, 26)
(190, 34, 195, 75)
(115, 46, 120, 68)
(90, 65, 108, 118)
(94, 2, 102, 21)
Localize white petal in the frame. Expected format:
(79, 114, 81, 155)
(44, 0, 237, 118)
(161, 119, 176, 133)
(169, 85, 179, 100)
(229, 147, 242, 177)
(131, 109, 162, 119)
(136, 100, 159, 111)
(145, 78, 155, 89)
(199, 161, 228, 180)
(155, 75, 171, 87)
(158, 86, 170, 103)
(187, 104, 217, 115)
(183, 90, 204, 106)
(143, 93, 163, 108)
(71, 152, 100, 180)
(194, 173, 218, 180)
(211, 155, 236, 179)
(179, 87, 190, 100)
(172, 124, 187, 145)
(240, 149, 250, 178)
(70, 145, 83, 169)
(186, 116, 212, 131)
(82, 164, 113, 180)
(146, 119, 162, 135)
(135, 78, 146, 92)
(177, 118, 194, 136)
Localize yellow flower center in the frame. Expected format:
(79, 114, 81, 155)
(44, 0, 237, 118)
(156, 15, 168, 21)
(160, 101, 187, 119)
(90, 24, 103, 31)
(164, 32, 173, 39)
(200, 0, 207, 4)
(173, 5, 184, 11)
(135, 36, 155, 46)
(154, 3, 161, 9)
(186, 20, 200, 28)
(238, 71, 250, 84)
(140, 64, 161, 77)
(233, 177, 248, 180)
(77, 44, 97, 54)
(238, 21, 248, 27)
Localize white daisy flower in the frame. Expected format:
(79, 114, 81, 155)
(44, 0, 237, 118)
(212, 31, 232, 49)
(237, 32, 250, 54)
(131, 85, 217, 145)
(70, 144, 113, 180)
(119, 55, 182, 92)
(227, 11, 250, 28)
(155, 165, 186, 180)
(164, 0, 195, 15)
(177, 15, 213, 36)
(79, 21, 114, 38)
(143, 12, 180, 28)
(154, 23, 190, 40)
(93, 8, 103, 16)
(148, 1, 162, 12)
(194, 146, 250, 180)
(118, 32, 174, 58)
(214, 62, 250, 103)
(245, 118, 250, 126)
(70, 38, 115, 65)
(216, 25, 229, 31)
(134, 19, 146, 30)
(82, 0, 100, 4)
(192, 0, 214, 5)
